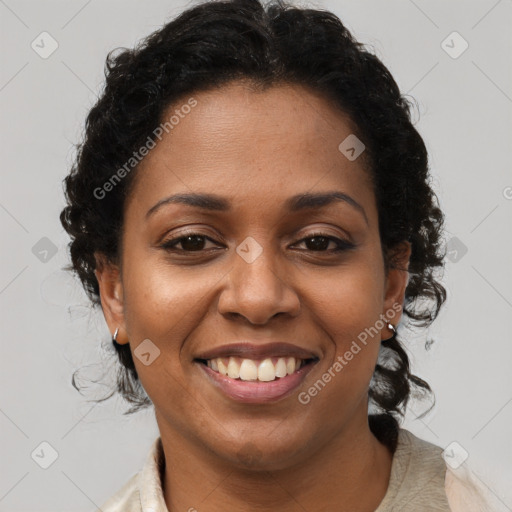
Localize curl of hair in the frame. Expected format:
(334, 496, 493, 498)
(61, 0, 446, 444)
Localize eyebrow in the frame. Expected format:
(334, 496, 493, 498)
(146, 191, 368, 225)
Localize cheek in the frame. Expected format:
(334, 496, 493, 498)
(300, 251, 385, 393)
(120, 253, 229, 381)
(303, 252, 385, 345)
(122, 259, 217, 336)
(118, 261, 203, 408)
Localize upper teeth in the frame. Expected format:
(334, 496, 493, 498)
(207, 357, 303, 382)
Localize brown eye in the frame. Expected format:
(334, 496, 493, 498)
(161, 234, 219, 252)
(178, 235, 207, 251)
(303, 235, 331, 251)
(295, 234, 355, 253)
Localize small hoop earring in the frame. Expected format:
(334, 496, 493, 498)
(112, 327, 120, 345)
(381, 322, 397, 344)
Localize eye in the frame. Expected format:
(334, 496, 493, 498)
(160, 232, 355, 254)
(293, 233, 355, 253)
(160, 233, 221, 252)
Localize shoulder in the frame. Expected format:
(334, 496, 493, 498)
(445, 460, 508, 512)
(402, 430, 505, 511)
(398, 428, 444, 460)
(390, 429, 451, 510)
(378, 429, 501, 512)
(94, 437, 167, 512)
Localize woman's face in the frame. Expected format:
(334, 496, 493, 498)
(98, 81, 410, 470)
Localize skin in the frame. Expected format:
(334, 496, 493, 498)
(96, 81, 411, 511)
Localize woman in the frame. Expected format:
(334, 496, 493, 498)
(60, 0, 496, 510)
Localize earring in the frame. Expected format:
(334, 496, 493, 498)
(112, 327, 121, 346)
(381, 322, 397, 344)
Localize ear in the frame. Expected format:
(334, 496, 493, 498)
(382, 241, 412, 327)
(94, 253, 129, 345)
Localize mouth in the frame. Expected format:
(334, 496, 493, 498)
(194, 351, 319, 403)
(196, 356, 316, 382)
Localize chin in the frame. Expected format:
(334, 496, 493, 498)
(211, 432, 310, 472)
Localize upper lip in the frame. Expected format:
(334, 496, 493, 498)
(194, 342, 320, 361)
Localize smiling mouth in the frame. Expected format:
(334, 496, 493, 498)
(196, 356, 318, 382)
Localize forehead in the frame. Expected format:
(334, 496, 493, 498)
(127, 81, 375, 218)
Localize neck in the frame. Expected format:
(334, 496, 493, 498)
(157, 409, 393, 512)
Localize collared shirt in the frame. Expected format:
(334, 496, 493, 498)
(96, 429, 500, 511)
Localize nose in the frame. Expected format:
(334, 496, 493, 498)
(217, 243, 301, 325)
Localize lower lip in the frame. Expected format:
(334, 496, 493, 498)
(197, 361, 317, 404)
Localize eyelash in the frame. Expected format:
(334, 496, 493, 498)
(160, 232, 355, 254)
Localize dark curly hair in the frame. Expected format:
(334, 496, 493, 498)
(60, 0, 446, 450)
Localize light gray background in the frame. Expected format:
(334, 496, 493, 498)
(1, 0, 511, 510)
